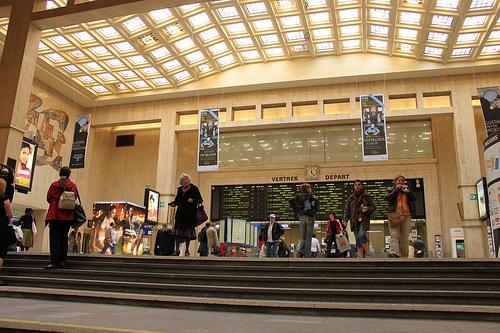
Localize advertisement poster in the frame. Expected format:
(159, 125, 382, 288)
(484, 133, 500, 257)
(197, 109, 219, 172)
(360, 94, 388, 161)
(478, 87, 500, 136)
(14, 137, 37, 192)
(144, 188, 159, 223)
(69, 114, 90, 169)
(91, 201, 146, 256)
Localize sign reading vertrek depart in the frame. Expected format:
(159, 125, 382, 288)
(478, 87, 500, 136)
(360, 94, 388, 161)
(69, 114, 90, 169)
(197, 109, 219, 172)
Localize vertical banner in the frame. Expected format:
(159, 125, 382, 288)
(14, 137, 37, 192)
(484, 133, 500, 257)
(69, 115, 90, 169)
(360, 94, 388, 161)
(478, 87, 500, 136)
(197, 109, 219, 172)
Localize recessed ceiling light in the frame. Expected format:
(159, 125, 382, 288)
(72, 31, 94, 43)
(370, 25, 389, 36)
(452, 48, 472, 56)
(174, 71, 191, 81)
(217, 54, 236, 65)
(343, 39, 360, 48)
(199, 28, 220, 41)
(131, 80, 148, 88)
(91, 85, 108, 93)
(209, 42, 228, 54)
(470, 0, 495, 9)
(180, 3, 201, 13)
(432, 15, 454, 27)
(463, 15, 487, 27)
(83, 62, 102, 71)
(370, 9, 390, 21)
(188, 12, 211, 28)
(428, 32, 448, 42)
(141, 67, 159, 76)
(369, 39, 387, 49)
(313, 28, 332, 39)
(98, 27, 120, 39)
(46, 53, 65, 62)
(242, 50, 260, 59)
(98, 73, 115, 81)
(217, 7, 239, 19)
(245, 3, 267, 16)
(234, 37, 254, 47)
(481, 45, 500, 54)
(122, 17, 146, 33)
(62, 65, 79, 73)
(424, 46, 443, 56)
(281, 16, 301, 27)
(398, 28, 418, 40)
(89, 46, 110, 56)
(118, 70, 137, 78)
(148, 9, 173, 23)
(260, 34, 279, 44)
(153, 78, 170, 85)
(197, 64, 212, 73)
(49, 36, 71, 46)
(253, 19, 274, 30)
(150, 47, 171, 60)
(286, 31, 305, 41)
(186, 50, 205, 63)
(175, 37, 195, 51)
(105, 59, 124, 68)
(113, 42, 135, 53)
(165, 23, 183, 36)
(309, 12, 329, 24)
(163, 59, 182, 71)
(339, 9, 359, 21)
(316, 42, 334, 51)
(265, 47, 285, 57)
(436, 0, 459, 9)
(341, 25, 359, 36)
(400, 12, 421, 25)
(457, 32, 479, 43)
(226, 23, 247, 34)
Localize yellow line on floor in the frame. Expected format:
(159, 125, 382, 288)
(0, 317, 165, 333)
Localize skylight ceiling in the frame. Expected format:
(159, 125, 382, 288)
(1, 0, 499, 98)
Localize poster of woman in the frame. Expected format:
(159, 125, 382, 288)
(144, 188, 159, 223)
(14, 137, 37, 191)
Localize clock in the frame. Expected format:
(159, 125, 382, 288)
(305, 166, 319, 180)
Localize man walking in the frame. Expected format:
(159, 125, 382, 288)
(343, 180, 375, 258)
(259, 214, 284, 258)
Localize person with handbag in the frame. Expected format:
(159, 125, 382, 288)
(0, 178, 13, 285)
(168, 173, 203, 256)
(20, 208, 37, 251)
(385, 175, 416, 258)
(45, 166, 80, 269)
(343, 180, 375, 258)
(325, 210, 349, 258)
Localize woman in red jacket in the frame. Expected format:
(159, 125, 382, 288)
(45, 166, 80, 269)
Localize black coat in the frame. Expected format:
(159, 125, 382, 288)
(259, 222, 284, 242)
(172, 184, 203, 230)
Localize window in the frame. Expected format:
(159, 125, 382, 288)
(389, 94, 417, 111)
(292, 102, 318, 117)
(423, 91, 452, 108)
(262, 104, 287, 119)
(177, 112, 198, 125)
(233, 106, 257, 121)
(324, 98, 350, 115)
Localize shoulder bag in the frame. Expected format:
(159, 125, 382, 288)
(196, 203, 208, 226)
(72, 196, 87, 229)
(58, 179, 76, 210)
(388, 206, 405, 227)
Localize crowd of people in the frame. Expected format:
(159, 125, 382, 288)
(0, 164, 424, 285)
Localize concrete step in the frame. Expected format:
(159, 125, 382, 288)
(3, 275, 500, 305)
(4, 266, 500, 291)
(1, 286, 499, 322)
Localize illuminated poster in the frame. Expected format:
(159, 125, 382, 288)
(478, 87, 500, 136)
(14, 137, 37, 192)
(69, 114, 90, 169)
(197, 109, 219, 172)
(484, 132, 500, 257)
(91, 201, 146, 256)
(360, 94, 388, 161)
(144, 188, 159, 224)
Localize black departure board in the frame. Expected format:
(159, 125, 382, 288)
(211, 179, 425, 221)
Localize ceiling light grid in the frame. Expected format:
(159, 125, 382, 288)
(470, 1, 500, 60)
(1, 0, 496, 98)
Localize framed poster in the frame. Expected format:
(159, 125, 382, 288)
(360, 94, 388, 161)
(14, 137, 37, 192)
(144, 188, 160, 224)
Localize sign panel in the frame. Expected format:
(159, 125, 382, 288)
(211, 178, 425, 221)
(14, 137, 37, 192)
(69, 114, 90, 169)
(360, 94, 388, 161)
(197, 109, 219, 171)
(484, 132, 500, 257)
(477, 87, 500, 136)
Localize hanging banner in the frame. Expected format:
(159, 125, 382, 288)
(197, 109, 219, 172)
(360, 94, 388, 161)
(14, 137, 37, 192)
(478, 87, 500, 136)
(69, 115, 90, 169)
(484, 132, 500, 257)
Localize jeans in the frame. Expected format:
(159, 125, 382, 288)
(265, 241, 279, 258)
(353, 222, 368, 248)
(299, 214, 314, 258)
(101, 242, 116, 255)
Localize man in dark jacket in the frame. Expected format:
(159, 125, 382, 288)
(259, 214, 284, 258)
(343, 180, 375, 258)
(289, 183, 319, 258)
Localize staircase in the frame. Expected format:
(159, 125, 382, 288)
(1, 253, 499, 321)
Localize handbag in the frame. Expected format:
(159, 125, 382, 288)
(58, 179, 76, 210)
(196, 204, 208, 226)
(7, 225, 18, 245)
(388, 206, 406, 227)
(336, 234, 351, 253)
(71, 197, 86, 229)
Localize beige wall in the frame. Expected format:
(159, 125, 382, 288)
(86, 128, 159, 205)
(13, 72, 500, 257)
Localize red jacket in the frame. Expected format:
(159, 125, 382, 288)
(45, 177, 79, 222)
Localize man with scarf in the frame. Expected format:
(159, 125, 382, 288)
(343, 180, 375, 258)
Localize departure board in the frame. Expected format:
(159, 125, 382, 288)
(211, 179, 425, 221)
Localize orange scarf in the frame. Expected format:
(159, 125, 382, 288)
(397, 193, 410, 216)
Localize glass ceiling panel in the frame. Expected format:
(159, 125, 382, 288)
(8, 0, 496, 97)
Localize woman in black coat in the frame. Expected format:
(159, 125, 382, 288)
(169, 173, 203, 256)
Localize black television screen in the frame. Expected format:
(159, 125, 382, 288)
(144, 188, 160, 224)
(476, 178, 489, 220)
(14, 137, 37, 192)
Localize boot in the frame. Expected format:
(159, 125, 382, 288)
(362, 243, 369, 258)
(357, 247, 363, 258)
